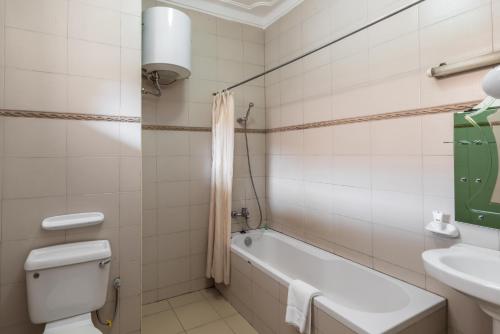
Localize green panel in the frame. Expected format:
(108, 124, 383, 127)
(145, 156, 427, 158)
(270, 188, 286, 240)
(454, 108, 500, 228)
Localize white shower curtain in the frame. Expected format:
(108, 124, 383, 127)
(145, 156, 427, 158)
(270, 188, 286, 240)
(206, 91, 235, 285)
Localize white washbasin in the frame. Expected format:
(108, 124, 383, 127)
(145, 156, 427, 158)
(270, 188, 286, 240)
(422, 244, 500, 334)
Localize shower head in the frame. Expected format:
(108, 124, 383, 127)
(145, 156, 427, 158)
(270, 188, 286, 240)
(237, 102, 254, 124)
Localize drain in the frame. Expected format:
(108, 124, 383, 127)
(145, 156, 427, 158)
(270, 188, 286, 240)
(244, 236, 252, 247)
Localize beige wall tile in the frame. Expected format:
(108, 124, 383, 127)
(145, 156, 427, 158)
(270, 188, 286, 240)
(2, 196, 66, 241)
(67, 121, 120, 156)
(67, 157, 119, 195)
(5, 118, 66, 157)
(3, 157, 66, 199)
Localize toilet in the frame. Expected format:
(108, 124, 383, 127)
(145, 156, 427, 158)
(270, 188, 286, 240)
(24, 240, 112, 334)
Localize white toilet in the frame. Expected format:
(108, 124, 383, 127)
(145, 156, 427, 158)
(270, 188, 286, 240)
(24, 240, 112, 334)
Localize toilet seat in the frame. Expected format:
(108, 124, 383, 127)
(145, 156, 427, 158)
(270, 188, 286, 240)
(43, 313, 102, 334)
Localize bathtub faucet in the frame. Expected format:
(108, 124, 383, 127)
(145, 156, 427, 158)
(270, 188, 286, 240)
(232, 208, 251, 233)
(231, 208, 250, 219)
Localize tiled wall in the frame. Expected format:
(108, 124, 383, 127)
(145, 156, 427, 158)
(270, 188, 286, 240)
(265, 1, 500, 334)
(0, 0, 142, 333)
(141, 2, 266, 304)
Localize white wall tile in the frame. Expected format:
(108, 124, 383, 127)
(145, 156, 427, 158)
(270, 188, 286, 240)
(68, 76, 120, 115)
(373, 224, 425, 273)
(331, 214, 372, 255)
(368, 6, 418, 47)
(422, 113, 454, 156)
(494, 0, 500, 51)
(369, 32, 419, 81)
(331, 155, 371, 188)
(372, 156, 422, 193)
(332, 123, 371, 155)
(6, 28, 67, 73)
(121, 0, 141, 16)
(420, 5, 492, 67)
(5, 68, 67, 111)
(217, 37, 243, 62)
(332, 185, 371, 222)
(419, 0, 490, 28)
(5, 0, 67, 36)
(67, 121, 120, 156)
(69, 1, 121, 45)
(68, 39, 120, 80)
(372, 190, 423, 233)
(423, 155, 454, 198)
(371, 117, 422, 155)
(121, 48, 141, 116)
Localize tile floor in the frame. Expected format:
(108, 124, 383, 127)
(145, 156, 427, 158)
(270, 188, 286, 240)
(142, 288, 258, 334)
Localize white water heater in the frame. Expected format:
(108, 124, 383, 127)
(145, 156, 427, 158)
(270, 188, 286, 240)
(142, 7, 191, 84)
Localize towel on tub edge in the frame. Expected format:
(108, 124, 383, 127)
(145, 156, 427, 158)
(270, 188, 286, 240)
(285, 279, 322, 334)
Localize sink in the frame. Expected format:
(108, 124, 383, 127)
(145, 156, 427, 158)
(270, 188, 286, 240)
(422, 244, 500, 334)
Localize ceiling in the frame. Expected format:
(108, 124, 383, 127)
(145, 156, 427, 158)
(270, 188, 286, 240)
(157, 0, 303, 28)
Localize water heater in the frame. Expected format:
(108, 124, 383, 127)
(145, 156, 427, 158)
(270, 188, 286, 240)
(142, 7, 191, 88)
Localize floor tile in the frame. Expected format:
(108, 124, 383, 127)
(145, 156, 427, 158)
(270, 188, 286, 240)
(169, 291, 205, 308)
(174, 301, 221, 329)
(186, 320, 234, 334)
(142, 310, 184, 334)
(225, 314, 258, 334)
(142, 299, 172, 316)
(202, 288, 237, 318)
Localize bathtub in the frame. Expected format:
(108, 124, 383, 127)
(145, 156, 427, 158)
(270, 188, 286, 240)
(218, 229, 446, 334)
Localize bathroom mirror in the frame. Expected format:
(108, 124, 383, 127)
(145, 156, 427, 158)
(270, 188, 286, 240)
(454, 105, 500, 228)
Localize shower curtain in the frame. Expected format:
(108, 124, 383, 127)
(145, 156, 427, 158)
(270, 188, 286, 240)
(206, 91, 235, 285)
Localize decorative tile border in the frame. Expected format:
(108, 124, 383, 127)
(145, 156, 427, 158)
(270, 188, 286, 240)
(142, 124, 267, 133)
(6, 101, 477, 129)
(267, 101, 481, 133)
(0, 109, 141, 123)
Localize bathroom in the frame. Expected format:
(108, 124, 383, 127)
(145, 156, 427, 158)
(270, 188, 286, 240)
(0, 0, 500, 333)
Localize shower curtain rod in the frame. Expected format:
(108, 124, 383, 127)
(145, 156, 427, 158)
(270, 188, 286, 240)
(212, 0, 426, 96)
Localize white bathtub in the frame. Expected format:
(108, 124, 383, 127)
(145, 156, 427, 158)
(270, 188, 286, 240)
(230, 229, 445, 334)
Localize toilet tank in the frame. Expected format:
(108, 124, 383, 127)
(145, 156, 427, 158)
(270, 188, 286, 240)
(24, 240, 112, 324)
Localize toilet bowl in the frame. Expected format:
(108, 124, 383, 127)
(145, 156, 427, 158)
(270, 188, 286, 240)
(24, 240, 112, 333)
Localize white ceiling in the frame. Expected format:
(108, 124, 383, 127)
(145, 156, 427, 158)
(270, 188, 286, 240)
(157, 0, 303, 28)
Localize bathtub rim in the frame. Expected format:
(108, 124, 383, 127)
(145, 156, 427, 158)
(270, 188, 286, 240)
(230, 229, 446, 334)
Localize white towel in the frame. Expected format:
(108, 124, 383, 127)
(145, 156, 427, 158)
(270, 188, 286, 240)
(285, 280, 321, 334)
